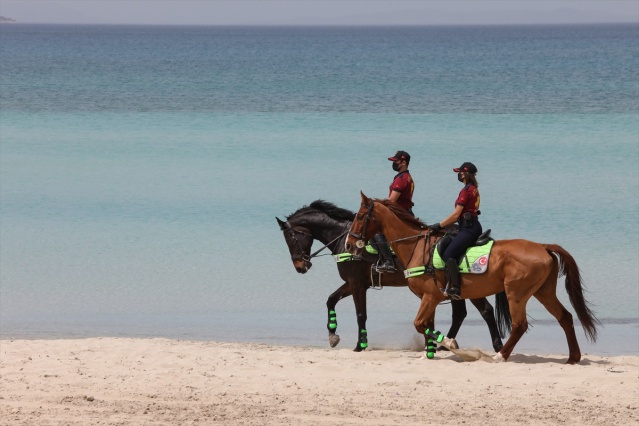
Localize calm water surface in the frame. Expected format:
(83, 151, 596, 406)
(1, 24, 637, 356)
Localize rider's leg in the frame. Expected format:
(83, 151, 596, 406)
(441, 227, 478, 299)
(444, 258, 462, 300)
(371, 233, 396, 273)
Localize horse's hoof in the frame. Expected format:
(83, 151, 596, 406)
(328, 334, 340, 348)
(492, 352, 506, 362)
(353, 345, 365, 352)
(440, 337, 458, 350)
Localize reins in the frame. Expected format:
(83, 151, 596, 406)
(309, 228, 350, 259)
(283, 221, 350, 261)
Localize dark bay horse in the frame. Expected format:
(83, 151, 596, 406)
(277, 200, 510, 352)
(345, 193, 600, 363)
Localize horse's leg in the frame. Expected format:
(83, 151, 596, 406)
(533, 264, 582, 364)
(412, 293, 434, 335)
(351, 277, 369, 352)
(446, 299, 467, 340)
(495, 253, 556, 362)
(469, 297, 504, 352)
(495, 300, 528, 362)
(413, 292, 456, 358)
(424, 314, 438, 359)
(495, 280, 536, 361)
(326, 282, 352, 348)
(413, 293, 435, 357)
(439, 299, 467, 352)
(497, 278, 547, 361)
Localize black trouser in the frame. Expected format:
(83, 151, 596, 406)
(442, 217, 482, 262)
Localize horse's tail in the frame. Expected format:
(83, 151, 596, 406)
(495, 291, 512, 338)
(544, 244, 600, 342)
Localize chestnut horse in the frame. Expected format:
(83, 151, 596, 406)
(345, 193, 599, 364)
(277, 200, 510, 352)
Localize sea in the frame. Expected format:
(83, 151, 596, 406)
(1, 24, 637, 357)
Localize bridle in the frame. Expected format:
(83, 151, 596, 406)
(282, 221, 314, 263)
(348, 200, 375, 248)
(282, 220, 350, 263)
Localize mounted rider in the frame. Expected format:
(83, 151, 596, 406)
(372, 150, 415, 273)
(429, 162, 482, 300)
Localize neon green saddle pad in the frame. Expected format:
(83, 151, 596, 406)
(433, 240, 494, 274)
(365, 245, 395, 255)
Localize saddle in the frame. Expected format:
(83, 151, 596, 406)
(432, 229, 494, 274)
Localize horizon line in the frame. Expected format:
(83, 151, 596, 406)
(2, 21, 637, 27)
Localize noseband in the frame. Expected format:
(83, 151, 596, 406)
(282, 221, 313, 263)
(348, 200, 374, 247)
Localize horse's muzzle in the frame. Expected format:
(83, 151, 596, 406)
(293, 259, 312, 274)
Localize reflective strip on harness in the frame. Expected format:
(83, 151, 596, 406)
(334, 253, 359, 263)
(404, 266, 426, 278)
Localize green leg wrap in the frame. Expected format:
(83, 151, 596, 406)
(424, 328, 444, 343)
(426, 338, 436, 359)
(328, 310, 337, 331)
(359, 329, 368, 349)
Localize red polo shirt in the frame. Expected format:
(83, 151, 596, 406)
(389, 171, 414, 212)
(455, 184, 480, 218)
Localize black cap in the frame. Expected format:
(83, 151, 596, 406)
(453, 162, 478, 174)
(388, 150, 411, 163)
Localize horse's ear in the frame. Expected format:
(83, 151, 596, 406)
(360, 191, 370, 203)
(276, 217, 286, 230)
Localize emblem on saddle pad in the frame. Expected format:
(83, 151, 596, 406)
(433, 240, 495, 274)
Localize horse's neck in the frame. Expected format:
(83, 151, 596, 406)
(378, 209, 413, 241)
(298, 216, 349, 254)
(378, 208, 428, 265)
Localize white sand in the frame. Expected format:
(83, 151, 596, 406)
(1, 338, 637, 425)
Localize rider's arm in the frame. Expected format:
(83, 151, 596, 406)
(439, 205, 464, 228)
(387, 189, 401, 203)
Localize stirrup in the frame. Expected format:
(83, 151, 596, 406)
(442, 285, 461, 300)
(375, 261, 396, 274)
(370, 273, 383, 290)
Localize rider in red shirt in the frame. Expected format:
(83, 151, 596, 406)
(429, 162, 482, 299)
(388, 155, 415, 214)
(372, 150, 414, 273)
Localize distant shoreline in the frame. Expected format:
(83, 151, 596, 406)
(0, 21, 635, 27)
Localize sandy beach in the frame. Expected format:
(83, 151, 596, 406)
(1, 338, 637, 425)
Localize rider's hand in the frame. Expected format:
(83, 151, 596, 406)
(430, 223, 442, 232)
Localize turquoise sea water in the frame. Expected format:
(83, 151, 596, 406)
(1, 24, 638, 356)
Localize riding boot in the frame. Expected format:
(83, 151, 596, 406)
(372, 234, 396, 273)
(444, 258, 462, 300)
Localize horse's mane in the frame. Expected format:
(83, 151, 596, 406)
(377, 199, 429, 229)
(287, 200, 355, 222)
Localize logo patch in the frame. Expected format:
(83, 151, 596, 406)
(471, 254, 489, 273)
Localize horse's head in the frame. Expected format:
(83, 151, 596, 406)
(345, 192, 382, 256)
(276, 217, 314, 274)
